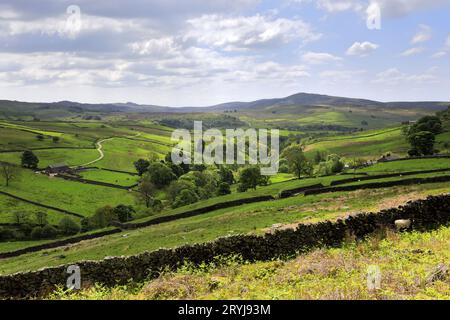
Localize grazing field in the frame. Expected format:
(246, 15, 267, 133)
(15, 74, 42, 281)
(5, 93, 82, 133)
(0, 149, 99, 168)
(304, 127, 409, 159)
(54, 225, 450, 300)
(78, 169, 139, 187)
(0, 168, 138, 217)
(0, 194, 78, 224)
(355, 158, 450, 174)
(1, 182, 448, 275)
(95, 138, 172, 171)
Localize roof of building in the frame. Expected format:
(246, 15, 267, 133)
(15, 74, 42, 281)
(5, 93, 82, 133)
(47, 163, 69, 169)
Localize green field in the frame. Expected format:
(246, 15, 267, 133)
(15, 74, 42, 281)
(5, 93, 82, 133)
(78, 169, 139, 187)
(0, 149, 100, 168)
(95, 138, 172, 171)
(1, 181, 448, 275)
(0, 168, 138, 217)
(0, 106, 448, 298)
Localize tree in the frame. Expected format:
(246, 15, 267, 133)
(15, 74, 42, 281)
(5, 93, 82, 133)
(167, 180, 196, 202)
(58, 217, 80, 235)
(113, 205, 135, 223)
(34, 211, 48, 226)
(328, 154, 345, 174)
(408, 131, 436, 156)
(218, 166, 235, 185)
(12, 212, 29, 225)
(238, 166, 262, 192)
(134, 159, 150, 176)
(147, 162, 176, 188)
(281, 145, 312, 179)
(52, 136, 60, 143)
(136, 175, 157, 208)
(36, 134, 44, 141)
(41, 224, 57, 238)
(0, 162, 20, 187)
(90, 206, 117, 228)
(409, 116, 443, 136)
(21, 151, 39, 169)
(217, 182, 231, 196)
(172, 189, 199, 208)
(31, 226, 44, 240)
(313, 151, 325, 164)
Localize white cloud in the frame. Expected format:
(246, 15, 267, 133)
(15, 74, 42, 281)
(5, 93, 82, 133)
(411, 24, 432, 44)
(432, 51, 447, 59)
(446, 36, 450, 47)
(346, 41, 379, 56)
(184, 14, 321, 51)
(374, 67, 438, 85)
(301, 52, 342, 64)
(400, 47, 424, 56)
(316, 0, 363, 12)
(372, 0, 450, 17)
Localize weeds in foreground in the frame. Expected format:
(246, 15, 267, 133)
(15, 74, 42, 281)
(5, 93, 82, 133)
(48, 226, 450, 300)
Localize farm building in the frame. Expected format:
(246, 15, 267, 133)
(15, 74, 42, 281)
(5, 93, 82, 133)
(45, 163, 71, 175)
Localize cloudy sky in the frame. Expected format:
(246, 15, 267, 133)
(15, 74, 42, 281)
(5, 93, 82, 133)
(0, 0, 449, 106)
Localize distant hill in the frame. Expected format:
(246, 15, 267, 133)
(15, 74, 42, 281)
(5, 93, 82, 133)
(206, 93, 449, 112)
(0, 93, 448, 119)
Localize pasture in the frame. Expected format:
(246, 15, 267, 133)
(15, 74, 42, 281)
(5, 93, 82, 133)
(1, 182, 448, 275)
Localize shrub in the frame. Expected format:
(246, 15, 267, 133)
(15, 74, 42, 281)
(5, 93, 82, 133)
(58, 217, 80, 236)
(217, 182, 231, 196)
(173, 189, 200, 208)
(0, 227, 15, 241)
(41, 224, 58, 239)
(113, 205, 135, 223)
(31, 226, 44, 240)
(90, 206, 117, 228)
(152, 199, 164, 213)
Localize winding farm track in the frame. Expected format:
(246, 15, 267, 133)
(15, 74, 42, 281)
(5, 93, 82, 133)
(77, 133, 142, 167)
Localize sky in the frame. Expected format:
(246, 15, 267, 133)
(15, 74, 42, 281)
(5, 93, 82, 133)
(0, 0, 449, 106)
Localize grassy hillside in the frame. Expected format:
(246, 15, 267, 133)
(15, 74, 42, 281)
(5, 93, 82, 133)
(0, 168, 138, 218)
(1, 181, 448, 275)
(51, 225, 450, 300)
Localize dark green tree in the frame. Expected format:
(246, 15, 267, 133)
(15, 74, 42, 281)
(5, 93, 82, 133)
(238, 166, 262, 192)
(113, 205, 135, 223)
(58, 217, 80, 235)
(21, 151, 39, 169)
(217, 182, 231, 196)
(134, 159, 150, 176)
(408, 131, 436, 156)
(147, 162, 176, 188)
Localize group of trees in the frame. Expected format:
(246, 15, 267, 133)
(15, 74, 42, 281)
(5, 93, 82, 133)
(133, 152, 236, 210)
(404, 115, 443, 156)
(82, 204, 135, 231)
(0, 211, 80, 241)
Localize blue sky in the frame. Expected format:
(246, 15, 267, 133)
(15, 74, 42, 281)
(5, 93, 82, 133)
(0, 0, 449, 106)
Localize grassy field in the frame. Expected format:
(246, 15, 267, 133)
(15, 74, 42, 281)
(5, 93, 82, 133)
(0, 193, 80, 224)
(95, 138, 172, 171)
(78, 169, 139, 187)
(1, 182, 448, 275)
(355, 158, 450, 174)
(52, 225, 450, 300)
(0, 149, 100, 168)
(304, 127, 410, 159)
(0, 168, 138, 217)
